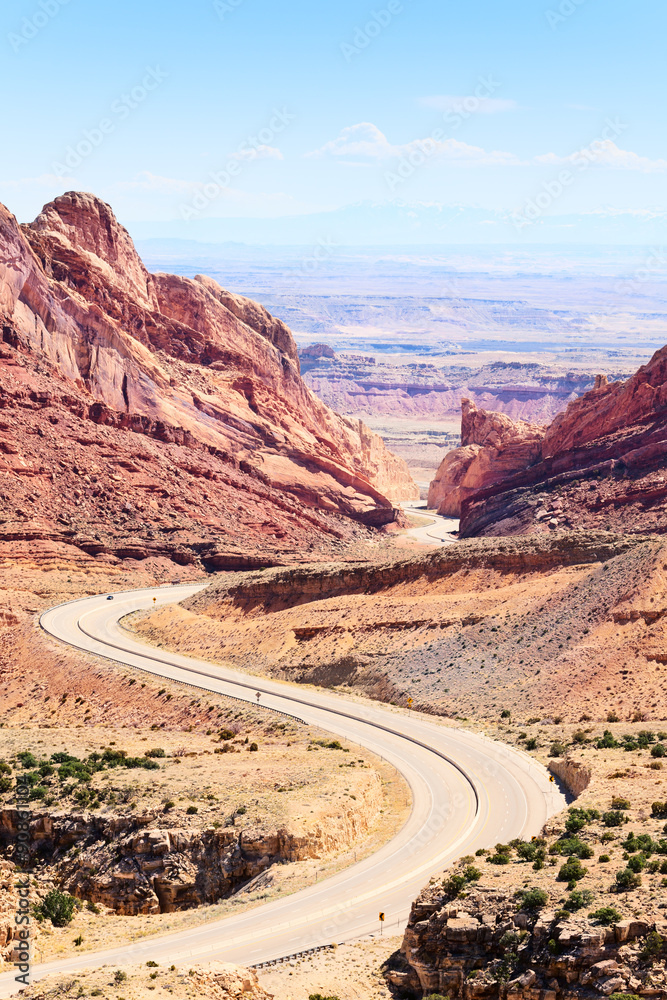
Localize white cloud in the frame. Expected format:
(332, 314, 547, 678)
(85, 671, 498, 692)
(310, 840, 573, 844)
(306, 122, 522, 166)
(535, 140, 667, 172)
(418, 95, 518, 114)
(0, 173, 76, 189)
(230, 145, 284, 162)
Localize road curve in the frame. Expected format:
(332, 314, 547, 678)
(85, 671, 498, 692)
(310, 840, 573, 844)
(402, 503, 460, 546)
(0, 586, 565, 996)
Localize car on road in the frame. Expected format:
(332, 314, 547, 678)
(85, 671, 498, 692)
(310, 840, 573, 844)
(106, 595, 114, 600)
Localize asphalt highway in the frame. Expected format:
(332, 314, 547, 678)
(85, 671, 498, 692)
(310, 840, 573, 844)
(0, 586, 565, 995)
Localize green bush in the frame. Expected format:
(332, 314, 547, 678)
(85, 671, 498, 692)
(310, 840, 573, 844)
(518, 888, 549, 910)
(615, 868, 641, 890)
(558, 857, 587, 882)
(145, 748, 166, 758)
(565, 807, 599, 834)
(0, 776, 12, 794)
(627, 854, 645, 873)
(551, 837, 593, 859)
(640, 931, 664, 959)
(611, 796, 631, 810)
(40, 889, 76, 927)
(565, 889, 594, 911)
(589, 906, 622, 925)
(186, 806, 198, 815)
(549, 741, 568, 757)
(651, 744, 666, 758)
(603, 811, 626, 827)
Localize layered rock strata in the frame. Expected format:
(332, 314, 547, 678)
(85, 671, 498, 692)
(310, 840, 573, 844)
(0, 192, 417, 568)
(389, 887, 667, 999)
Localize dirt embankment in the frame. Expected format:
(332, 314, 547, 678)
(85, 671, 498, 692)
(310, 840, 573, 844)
(131, 532, 667, 723)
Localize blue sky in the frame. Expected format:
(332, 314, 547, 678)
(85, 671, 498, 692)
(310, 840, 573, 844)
(1, 0, 665, 242)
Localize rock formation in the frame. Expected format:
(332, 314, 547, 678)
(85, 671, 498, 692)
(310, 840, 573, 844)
(428, 350, 667, 537)
(300, 350, 611, 426)
(389, 886, 667, 999)
(0, 766, 382, 914)
(0, 192, 417, 569)
(428, 400, 545, 516)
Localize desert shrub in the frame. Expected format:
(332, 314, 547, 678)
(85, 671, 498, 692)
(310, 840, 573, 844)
(640, 931, 664, 959)
(590, 906, 622, 925)
(651, 744, 666, 758)
(597, 730, 619, 749)
(611, 796, 631, 810)
(248, 743, 259, 752)
(0, 777, 12, 793)
(565, 807, 599, 833)
(219, 729, 236, 741)
(0, 761, 11, 775)
(615, 868, 641, 890)
(40, 889, 76, 927)
(651, 802, 667, 818)
(603, 810, 626, 827)
(558, 857, 587, 882)
(565, 889, 594, 911)
(607, 711, 620, 723)
(599, 854, 611, 863)
(114, 971, 128, 983)
(608, 994, 640, 1000)
(551, 837, 593, 859)
(627, 854, 646, 873)
(518, 888, 548, 910)
(145, 748, 166, 758)
(16, 751, 39, 769)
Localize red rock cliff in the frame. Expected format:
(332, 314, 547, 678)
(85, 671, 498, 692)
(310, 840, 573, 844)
(428, 399, 545, 517)
(0, 192, 417, 531)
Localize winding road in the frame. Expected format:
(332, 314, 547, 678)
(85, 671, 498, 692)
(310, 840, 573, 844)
(0, 586, 565, 996)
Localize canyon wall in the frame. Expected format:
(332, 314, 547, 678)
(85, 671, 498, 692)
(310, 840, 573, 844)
(428, 350, 667, 537)
(389, 886, 667, 1000)
(428, 400, 545, 516)
(0, 769, 382, 915)
(300, 349, 604, 426)
(0, 193, 417, 570)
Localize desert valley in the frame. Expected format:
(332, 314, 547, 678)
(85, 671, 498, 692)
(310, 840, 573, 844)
(0, 187, 665, 1000)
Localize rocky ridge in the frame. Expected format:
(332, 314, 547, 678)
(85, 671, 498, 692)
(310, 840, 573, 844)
(0, 192, 417, 571)
(428, 400, 545, 517)
(299, 348, 612, 425)
(389, 886, 667, 1000)
(0, 770, 382, 915)
(428, 349, 667, 537)
(132, 531, 667, 721)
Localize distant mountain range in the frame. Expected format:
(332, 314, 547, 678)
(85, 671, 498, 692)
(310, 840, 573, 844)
(125, 201, 667, 246)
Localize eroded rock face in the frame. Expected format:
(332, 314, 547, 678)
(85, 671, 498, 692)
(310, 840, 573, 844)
(0, 769, 382, 914)
(428, 351, 667, 536)
(0, 192, 417, 550)
(390, 886, 667, 999)
(428, 400, 545, 517)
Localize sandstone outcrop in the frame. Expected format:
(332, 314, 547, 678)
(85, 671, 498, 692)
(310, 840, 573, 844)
(301, 350, 606, 426)
(428, 400, 545, 516)
(428, 349, 667, 537)
(389, 887, 667, 999)
(548, 759, 592, 797)
(0, 766, 382, 914)
(17, 963, 273, 999)
(0, 192, 417, 568)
